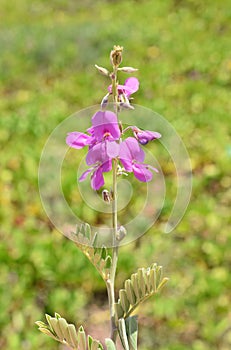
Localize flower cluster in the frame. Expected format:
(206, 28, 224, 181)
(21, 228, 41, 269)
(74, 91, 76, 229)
(67, 45, 161, 191)
(66, 107, 161, 190)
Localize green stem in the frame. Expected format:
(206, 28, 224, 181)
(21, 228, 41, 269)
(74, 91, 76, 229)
(106, 66, 119, 342)
(107, 159, 119, 342)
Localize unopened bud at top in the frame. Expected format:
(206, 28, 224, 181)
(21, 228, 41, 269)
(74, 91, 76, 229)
(110, 45, 123, 67)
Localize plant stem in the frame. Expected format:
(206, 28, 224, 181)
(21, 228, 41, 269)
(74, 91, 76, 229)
(106, 66, 119, 342)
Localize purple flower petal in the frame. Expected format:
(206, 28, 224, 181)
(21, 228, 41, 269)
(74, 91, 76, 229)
(108, 77, 139, 98)
(132, 163, 153, 182)
(86, 143, 106, 165)
(87, 126, 94, 135)
(136, 130, 161, 145)
(124, 77, 139, 97)
(121, 137, 145, 163)
(106, 140, 120, 158)
(66, 132, 92, 149)
(119, 140, 133, 171)
(101, 159, 112, 173)
(91, 166, 104, 190)
(86, 141, 118, 166)
(92, 111, 120, 141)
(79, 168, 93, 182)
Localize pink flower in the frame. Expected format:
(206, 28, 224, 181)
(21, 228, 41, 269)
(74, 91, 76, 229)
(66, 131, 93, 149)
(66, 109, 160, 190)
(108, 77, 139, 98)
(66, 110, 121, 190)
(91, 110, 120, 142)
(119, 137, 158, 182)
(79, 142, 113, 190)
(66, 110, 121, 158)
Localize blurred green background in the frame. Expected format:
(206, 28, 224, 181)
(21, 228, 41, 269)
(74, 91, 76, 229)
(0, 0, 231, 349)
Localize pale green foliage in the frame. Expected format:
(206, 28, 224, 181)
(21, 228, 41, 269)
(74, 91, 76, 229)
(72, 223, 112, 281)
(36, 313, 105, 350)
(115, 264, 169, 319)
(118, 317, 138, 350)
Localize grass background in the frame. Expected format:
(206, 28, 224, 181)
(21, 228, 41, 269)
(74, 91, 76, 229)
(0, 0, 231, 349)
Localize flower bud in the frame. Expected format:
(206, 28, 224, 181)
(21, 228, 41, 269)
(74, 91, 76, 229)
(110, 45, 123, 67)
(101, 93, 109, 109)
(102, 189, 111, 204)
(116, 226, 127, 241)
(119, 101, 134, 110)
(95, 64, 110, 76)
(132, 126, 161, 144)
(119, 92, 134, 110)
(118, 66, 138, 73)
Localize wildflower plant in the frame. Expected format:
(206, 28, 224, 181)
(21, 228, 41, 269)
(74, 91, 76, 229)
(37, 46, 192, 349)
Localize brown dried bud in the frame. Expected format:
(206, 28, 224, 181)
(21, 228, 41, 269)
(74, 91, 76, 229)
(110, 45, 123, 67)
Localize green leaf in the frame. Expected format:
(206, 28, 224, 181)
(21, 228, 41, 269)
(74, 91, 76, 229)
(35, 321, 47, 328)
(125, 316, 138, 350)
(131, 274, 141, 301)
(119, 289, 130, 313)
(45, 314, 54, 332)
(137, 268, 146, 296)
(125, 279, 136, 305)
(115, 302, 124, 320)
(92, 232, 98, 247)
(93, 252, 101, 265)
(99, 258, 106, 271)
(59, 318, 72, 345)
(84, 223, 91, 240)
(74, 224, 113, 281)
(115, 263, 169, 319)
(118, 318, 129, 350)
(92, 339, 101, 350)
(88, 334, 93, 349)
(78, 326, 87, 350)
(152, 263, 162, 287)
(49, 317, 63, 340)
(149, 268, 156, 292)
(105, 255, 112, 269)
(36, 313, 103, 350)
(105, 338, 117, 350)
(68, 324, 79, 348)
(101, 246, 107, 260)
(98, 343, 104, 350)
(38, 327, 58, 340)
(157, 277, 169, 291)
